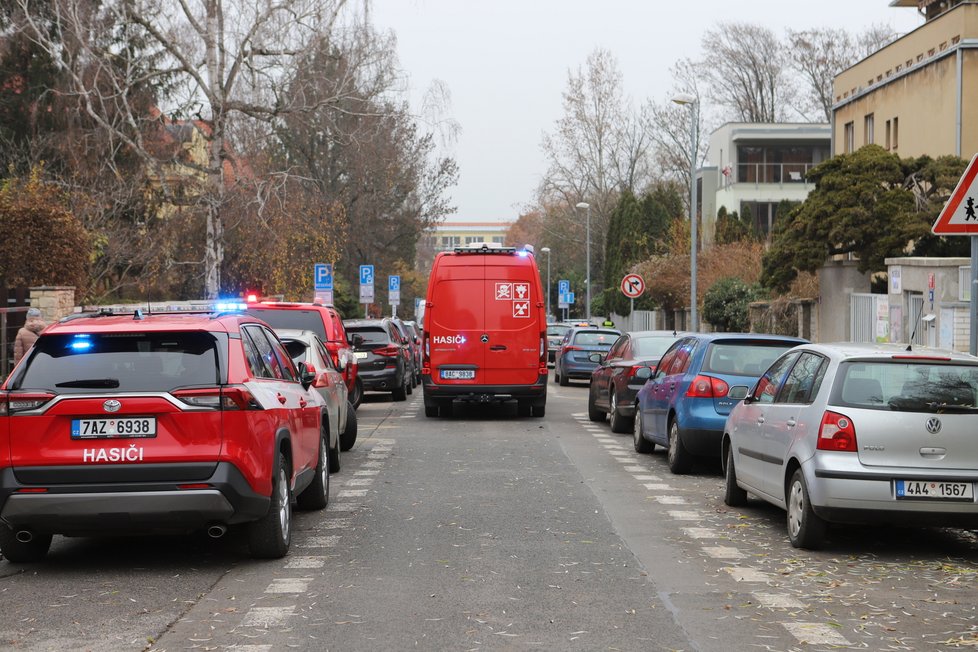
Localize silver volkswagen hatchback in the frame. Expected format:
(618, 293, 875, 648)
(722, 343, 978, 549)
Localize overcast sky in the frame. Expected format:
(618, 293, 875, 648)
(369, 0, 924, 223)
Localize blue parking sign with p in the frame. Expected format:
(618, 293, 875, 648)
(389, 275, 400, 292)
(360, 265, 374, 285)
(558, 279, 570, 295)
(314, 263, 333, 290)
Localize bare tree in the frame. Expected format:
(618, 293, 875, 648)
(18, 0, 366, 298)
(538, 48, 654, 303)
(699, 22, 794, 123)
(788, 28, 857, 122)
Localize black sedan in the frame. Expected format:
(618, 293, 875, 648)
(587, 330, 682, 432)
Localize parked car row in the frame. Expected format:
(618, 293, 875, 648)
(585, 329, 978, 550)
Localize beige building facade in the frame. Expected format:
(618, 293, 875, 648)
(833, 1, 978, 158)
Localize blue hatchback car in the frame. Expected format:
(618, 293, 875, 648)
(554, 326, 621, 386)
(632, 333, 807, 474)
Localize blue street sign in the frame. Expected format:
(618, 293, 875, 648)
(567, 292, 575, 304)
(359, 265, 374, 285)
(389, 275, 401, 292)
(558, 279, 570, 295)
(314, 263, 333, 290)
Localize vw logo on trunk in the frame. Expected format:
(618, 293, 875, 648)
(103, 399, 122, 413)
(925, 417, 942, 434)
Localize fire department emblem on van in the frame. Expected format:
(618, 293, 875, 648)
(925, 418, 942, 434)
(103, 399, 122, 413)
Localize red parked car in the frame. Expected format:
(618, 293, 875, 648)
(0, 308, 330, 562)
(244, 300, 362, 408)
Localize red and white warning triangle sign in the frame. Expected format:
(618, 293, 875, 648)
(933, 153, 978, 235)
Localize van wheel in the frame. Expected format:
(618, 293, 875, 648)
(0, 526, 52, 563)
(248, 455, 292, 558)
(298, 435, 330, 510)
(340, 401, 358, 451)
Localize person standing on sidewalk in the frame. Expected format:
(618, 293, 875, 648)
(14, 308, 46, 364)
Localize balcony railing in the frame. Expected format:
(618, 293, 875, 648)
(734, 162, 816, 186)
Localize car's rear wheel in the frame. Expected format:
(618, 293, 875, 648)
(439, 399, 454, 418)
(587, 384, 605, 422)
(553, 369, 560, 384)
(0, 526, 52, 563)
(517, 400, 531, 417)
(559, 370, 570, 387)
(667, 419, 693, 474)
(248, 454, 293, 558)
(787, 469, 826, 549)
(298, 435, 330, 510)
(392, 381, 407, 402)
(340, 401, 358, 451)
(633, 408, 652, 453)
(723, 442, 748, 507)
(531, 400, 546, 417)
(608, 391, 633, 433)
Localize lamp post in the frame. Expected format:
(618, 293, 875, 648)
(672, 92, 698, 331)
(540, 247, 551, 319)
(575, 201, 591, 323)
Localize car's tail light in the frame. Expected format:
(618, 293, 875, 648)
(374, 345, 400, 357)
(626, 364, 652, 380)
(423, 333, 430, 364)
(685, 375, 729, 398)
(173, 385, 260, 410)
(6, 392, 55, 414)
(539, 332, 546, 362)
(817, 410, 857, 452)
(563, 345, 582, 352)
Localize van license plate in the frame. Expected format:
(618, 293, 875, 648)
(441, 370, 475, 380)
(896, 480, 973, 500)
(71, 418, 157, 439)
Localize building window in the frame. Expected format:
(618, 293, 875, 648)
(736, 144, 828, 183)
(892, 117, 899, 150)
(844, 122, 855, 153)
(864, 114, 874, 145)
(739, 201, 784, 239)
(885, 119, 892, 150)
(440, 236, 460, 249)
(491, 236, 504, 244)
(465, 236, 480, 245)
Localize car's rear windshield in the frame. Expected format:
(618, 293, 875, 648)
(245, 308, 327, 342)
(14, 332, 220, 393)
(833, 360, 978, 411)
(573, 330, 619, 346)
(702, 341, 796, 376)
(634, 336, 679, 359)
(548, 325, 571, 337)
(346, 326, 390, 346)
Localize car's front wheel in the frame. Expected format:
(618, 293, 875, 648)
(340, 401, 358, 451)
(667, 419, 693, 474)
(633, 407, 652, 454)
(723, 441, 748, 507)
(587, 383, 605, 422)
(787, 469, 826, 549)
(248, 454, 293, 558)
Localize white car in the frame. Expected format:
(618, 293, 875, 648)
(278, 329, 358, 466)
(722, 342, 978, 549)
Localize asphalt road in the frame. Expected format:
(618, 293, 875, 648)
(2, 380, 978, 651)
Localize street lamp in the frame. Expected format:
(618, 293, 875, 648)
(672, 92, 698, 331)
(540, 247, 551, 320)
(575, 201, 591, 323)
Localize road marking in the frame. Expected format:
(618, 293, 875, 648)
(318, 517, 353, 529)
(782, 623, 851, 646)
(367, 453, 389, 459)
(632, 474, 661, 481)
(754, 592, 806, 609)
(609, 451, 631, 457)
(265, 578, 313, 593)
(724, 567, 773, 582)
(601, 444, 623, 449)
(667, 510, 702, 520)
(682, 527, 717, 538)
(346, 478, 374, 486)
(355, 470, 380, 476)
(228, 645, 272, 652)
(299, 535, 341, 548)
(363, 461, 385, 468)
(240, 606, 295, 627)
(624, 466, 647, 472)
(702, 546, 744, 559)
(644, 483, 672, 490)
(329, 502, 361, 511)
(285, 556, 328, 569)
(338, 489, 370, 498)
(655, 496, 687, 504)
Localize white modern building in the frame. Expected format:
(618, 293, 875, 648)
(699, 122, 831, 246)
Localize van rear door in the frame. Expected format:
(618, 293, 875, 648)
(482, 255, 541, 386)
(428, 258, 485, 384)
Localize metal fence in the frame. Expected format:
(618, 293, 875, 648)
(850, 293, 885, 343)
(1, 306, 31, 378)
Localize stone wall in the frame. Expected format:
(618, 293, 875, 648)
(30, 286, 76, 323)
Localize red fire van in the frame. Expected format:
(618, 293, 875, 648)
(421, 243, 548, 418)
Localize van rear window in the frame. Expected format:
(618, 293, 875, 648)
(15, 332, 220, 393)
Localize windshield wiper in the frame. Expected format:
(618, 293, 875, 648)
(55, 378, 121, 388)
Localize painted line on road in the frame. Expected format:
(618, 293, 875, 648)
(782, 623, 851, 646)
(702, 546, 744, 559)
(724, 567, 773, 582)
(655, 496, 687, 504)
(328, 502, 361, 511)
(754, 592, 806, 609)
(240, 606, 295, 628)
(355, 470, 380, 476)
(285, 556, 328, 569)
(265, 578, 313, 594)
(667, 510, 703, 520)
(644, 483, 673, 490)
(346, 478, 374, 486)
(299, 535, 341, 548)
(624, 465, 647, 472)
(338, 489, 370, 498)
(681, 527, 717, 538)
(317, 517, 353, 529)
(632, 474, 661, 481)
(226, 645, 272, 652)
(362, 460, 385, 468)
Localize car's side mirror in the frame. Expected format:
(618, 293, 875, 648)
(297, 361, 315, 390)
(634, 366, 653, 381)
(588, 352, 605, 364)
(728, 385, 750, 400)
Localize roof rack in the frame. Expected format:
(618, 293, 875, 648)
(454, 243, 517, 254)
